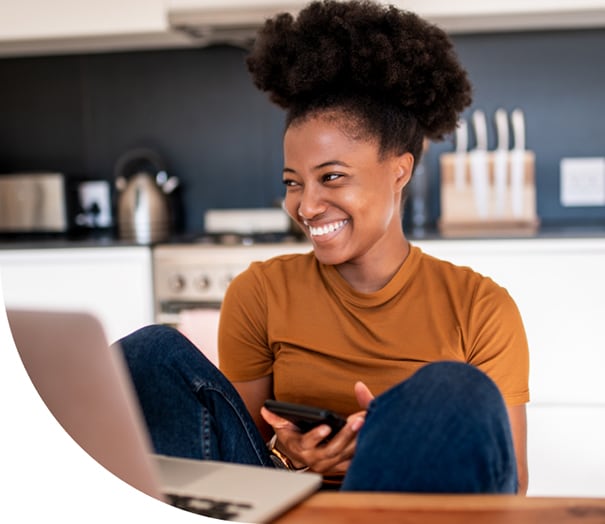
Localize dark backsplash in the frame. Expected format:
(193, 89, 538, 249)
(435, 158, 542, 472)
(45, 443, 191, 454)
(1, 28, 604, 234)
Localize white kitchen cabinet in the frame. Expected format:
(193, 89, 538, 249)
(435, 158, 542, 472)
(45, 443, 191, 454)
(526, 405, 605, 497)
(415, 237, 605, 496)
(0, 0, 166, 40)
(0, 246, 153, 344)
(0, 0, 191, 57)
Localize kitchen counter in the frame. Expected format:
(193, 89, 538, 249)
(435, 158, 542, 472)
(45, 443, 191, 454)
(406, 222, 605, 241)
(1, 223, 605, 250)
(0, 233, 139, 250)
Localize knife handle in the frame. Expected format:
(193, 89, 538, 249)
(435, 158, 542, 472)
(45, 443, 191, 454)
(511, 109, 526, 151)
(472, 110, 488, 151)
(494, 108, 509, 151)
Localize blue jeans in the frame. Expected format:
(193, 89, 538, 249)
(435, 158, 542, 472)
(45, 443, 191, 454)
(115, 325, 517, 493)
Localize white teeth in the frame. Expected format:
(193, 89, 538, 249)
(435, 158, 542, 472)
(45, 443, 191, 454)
(307, 220, 348, 237)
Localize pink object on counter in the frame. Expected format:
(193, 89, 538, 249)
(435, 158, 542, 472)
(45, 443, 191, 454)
(177, 309, 220, 367)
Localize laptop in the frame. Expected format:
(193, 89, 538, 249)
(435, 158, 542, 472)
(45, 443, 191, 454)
(7, 309, 322, 523)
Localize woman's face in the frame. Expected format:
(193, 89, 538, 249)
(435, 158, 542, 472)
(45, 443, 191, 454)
(282, 114, 413, 267)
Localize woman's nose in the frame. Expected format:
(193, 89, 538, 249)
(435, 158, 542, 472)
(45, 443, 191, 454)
(297, 185, 326, 220)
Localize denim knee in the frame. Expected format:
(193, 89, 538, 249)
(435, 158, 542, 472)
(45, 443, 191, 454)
(343, 361, 517, 493)
(117, 324, 213, 372)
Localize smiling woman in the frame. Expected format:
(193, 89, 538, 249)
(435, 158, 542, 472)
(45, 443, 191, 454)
(116, 0, 529, 497)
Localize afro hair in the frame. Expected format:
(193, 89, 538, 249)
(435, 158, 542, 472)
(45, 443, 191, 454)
(247, 0, 472, 160)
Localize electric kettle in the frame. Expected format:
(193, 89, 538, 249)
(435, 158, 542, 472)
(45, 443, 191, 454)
(114, 148, 179, 244)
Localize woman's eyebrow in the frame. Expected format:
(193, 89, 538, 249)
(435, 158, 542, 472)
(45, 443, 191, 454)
(313, 160, 352, 170)
(283, 160, 352, 174)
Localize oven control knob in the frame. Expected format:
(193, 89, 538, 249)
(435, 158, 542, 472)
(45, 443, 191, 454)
(221, 273, 235, 289)
(168, 273, 186, 292)
(196, 275, 211, 291)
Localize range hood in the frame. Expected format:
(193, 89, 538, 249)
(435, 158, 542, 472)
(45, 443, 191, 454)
(167, 1, 304, 48)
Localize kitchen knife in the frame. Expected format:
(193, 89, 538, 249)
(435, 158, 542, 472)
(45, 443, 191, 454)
(454, 118, 468, 191)
(494, 108, 509, 217)
(510, 108, 526, 217)
(470, 109, 489, 219)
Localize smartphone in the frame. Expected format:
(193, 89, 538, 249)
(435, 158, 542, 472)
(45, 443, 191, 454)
(264, 399, 347, 437)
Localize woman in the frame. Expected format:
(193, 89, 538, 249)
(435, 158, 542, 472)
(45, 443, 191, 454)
(120, 0, 529, 494)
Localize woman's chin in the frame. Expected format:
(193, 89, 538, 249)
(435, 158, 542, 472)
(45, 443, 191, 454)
(311, 243, 349, 266)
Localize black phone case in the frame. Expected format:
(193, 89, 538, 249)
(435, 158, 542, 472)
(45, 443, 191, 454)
(264, 399, 346, 435)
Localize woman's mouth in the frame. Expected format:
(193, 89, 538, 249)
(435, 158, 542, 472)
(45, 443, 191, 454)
(303, 219, 349, 238)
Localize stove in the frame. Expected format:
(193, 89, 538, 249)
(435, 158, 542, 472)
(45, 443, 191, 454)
(152, 240, 311, 325)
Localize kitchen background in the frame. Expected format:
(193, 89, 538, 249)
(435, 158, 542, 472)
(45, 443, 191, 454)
(1, 27, 604, 235)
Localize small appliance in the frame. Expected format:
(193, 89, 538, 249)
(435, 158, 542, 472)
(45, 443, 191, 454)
(114, 148, 179, 244)
(0, 172, 67, 233)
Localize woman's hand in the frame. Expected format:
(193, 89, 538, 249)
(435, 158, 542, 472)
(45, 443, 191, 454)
(262, 381, 375, 475)
(261, 406, 364, 474)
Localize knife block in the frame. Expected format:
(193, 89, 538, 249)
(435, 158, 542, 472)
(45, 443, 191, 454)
(438, 151, 539, 237)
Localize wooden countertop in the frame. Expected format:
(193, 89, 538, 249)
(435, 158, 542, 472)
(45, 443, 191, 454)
(275, 493, 605, 524)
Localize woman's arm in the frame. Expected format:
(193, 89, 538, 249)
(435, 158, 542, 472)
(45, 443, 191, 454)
(507, 404, 528, 494)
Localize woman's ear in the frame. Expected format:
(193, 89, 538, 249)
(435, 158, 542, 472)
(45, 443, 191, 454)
(393, 152, 415, 192)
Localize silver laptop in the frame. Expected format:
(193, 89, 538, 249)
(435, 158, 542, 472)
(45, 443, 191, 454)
(7, 309, 322, 523)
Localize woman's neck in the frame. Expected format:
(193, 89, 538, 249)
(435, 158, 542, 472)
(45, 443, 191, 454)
(335, 235, 410, 293)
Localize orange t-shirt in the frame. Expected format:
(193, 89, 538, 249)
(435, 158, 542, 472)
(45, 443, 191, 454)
(218, 245, 529, 416)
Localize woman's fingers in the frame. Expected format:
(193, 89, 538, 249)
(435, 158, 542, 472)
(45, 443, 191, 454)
(354, 381, 375, 410)
(297, 417, 362, 473)
(260, 406, 298, 431)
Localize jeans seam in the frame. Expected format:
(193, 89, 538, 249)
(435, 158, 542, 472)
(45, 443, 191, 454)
(193, 380, 269, 466)
(200, 405, 210, 458)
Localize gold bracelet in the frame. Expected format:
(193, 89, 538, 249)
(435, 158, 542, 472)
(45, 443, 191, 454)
(267, 435, 309, 472)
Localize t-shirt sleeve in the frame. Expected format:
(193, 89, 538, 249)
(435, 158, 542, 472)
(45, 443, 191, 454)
(466, 278, 530, 406)
(218, 263, 274, 382)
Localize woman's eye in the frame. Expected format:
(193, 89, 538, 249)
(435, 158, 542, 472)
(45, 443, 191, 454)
(282, 179, 299, 187)
(322, 173, 343, 183)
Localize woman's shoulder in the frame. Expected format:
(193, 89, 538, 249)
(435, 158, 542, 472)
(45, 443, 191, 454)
(411, 245, 520, 324)
(412, 245, 505, 293)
